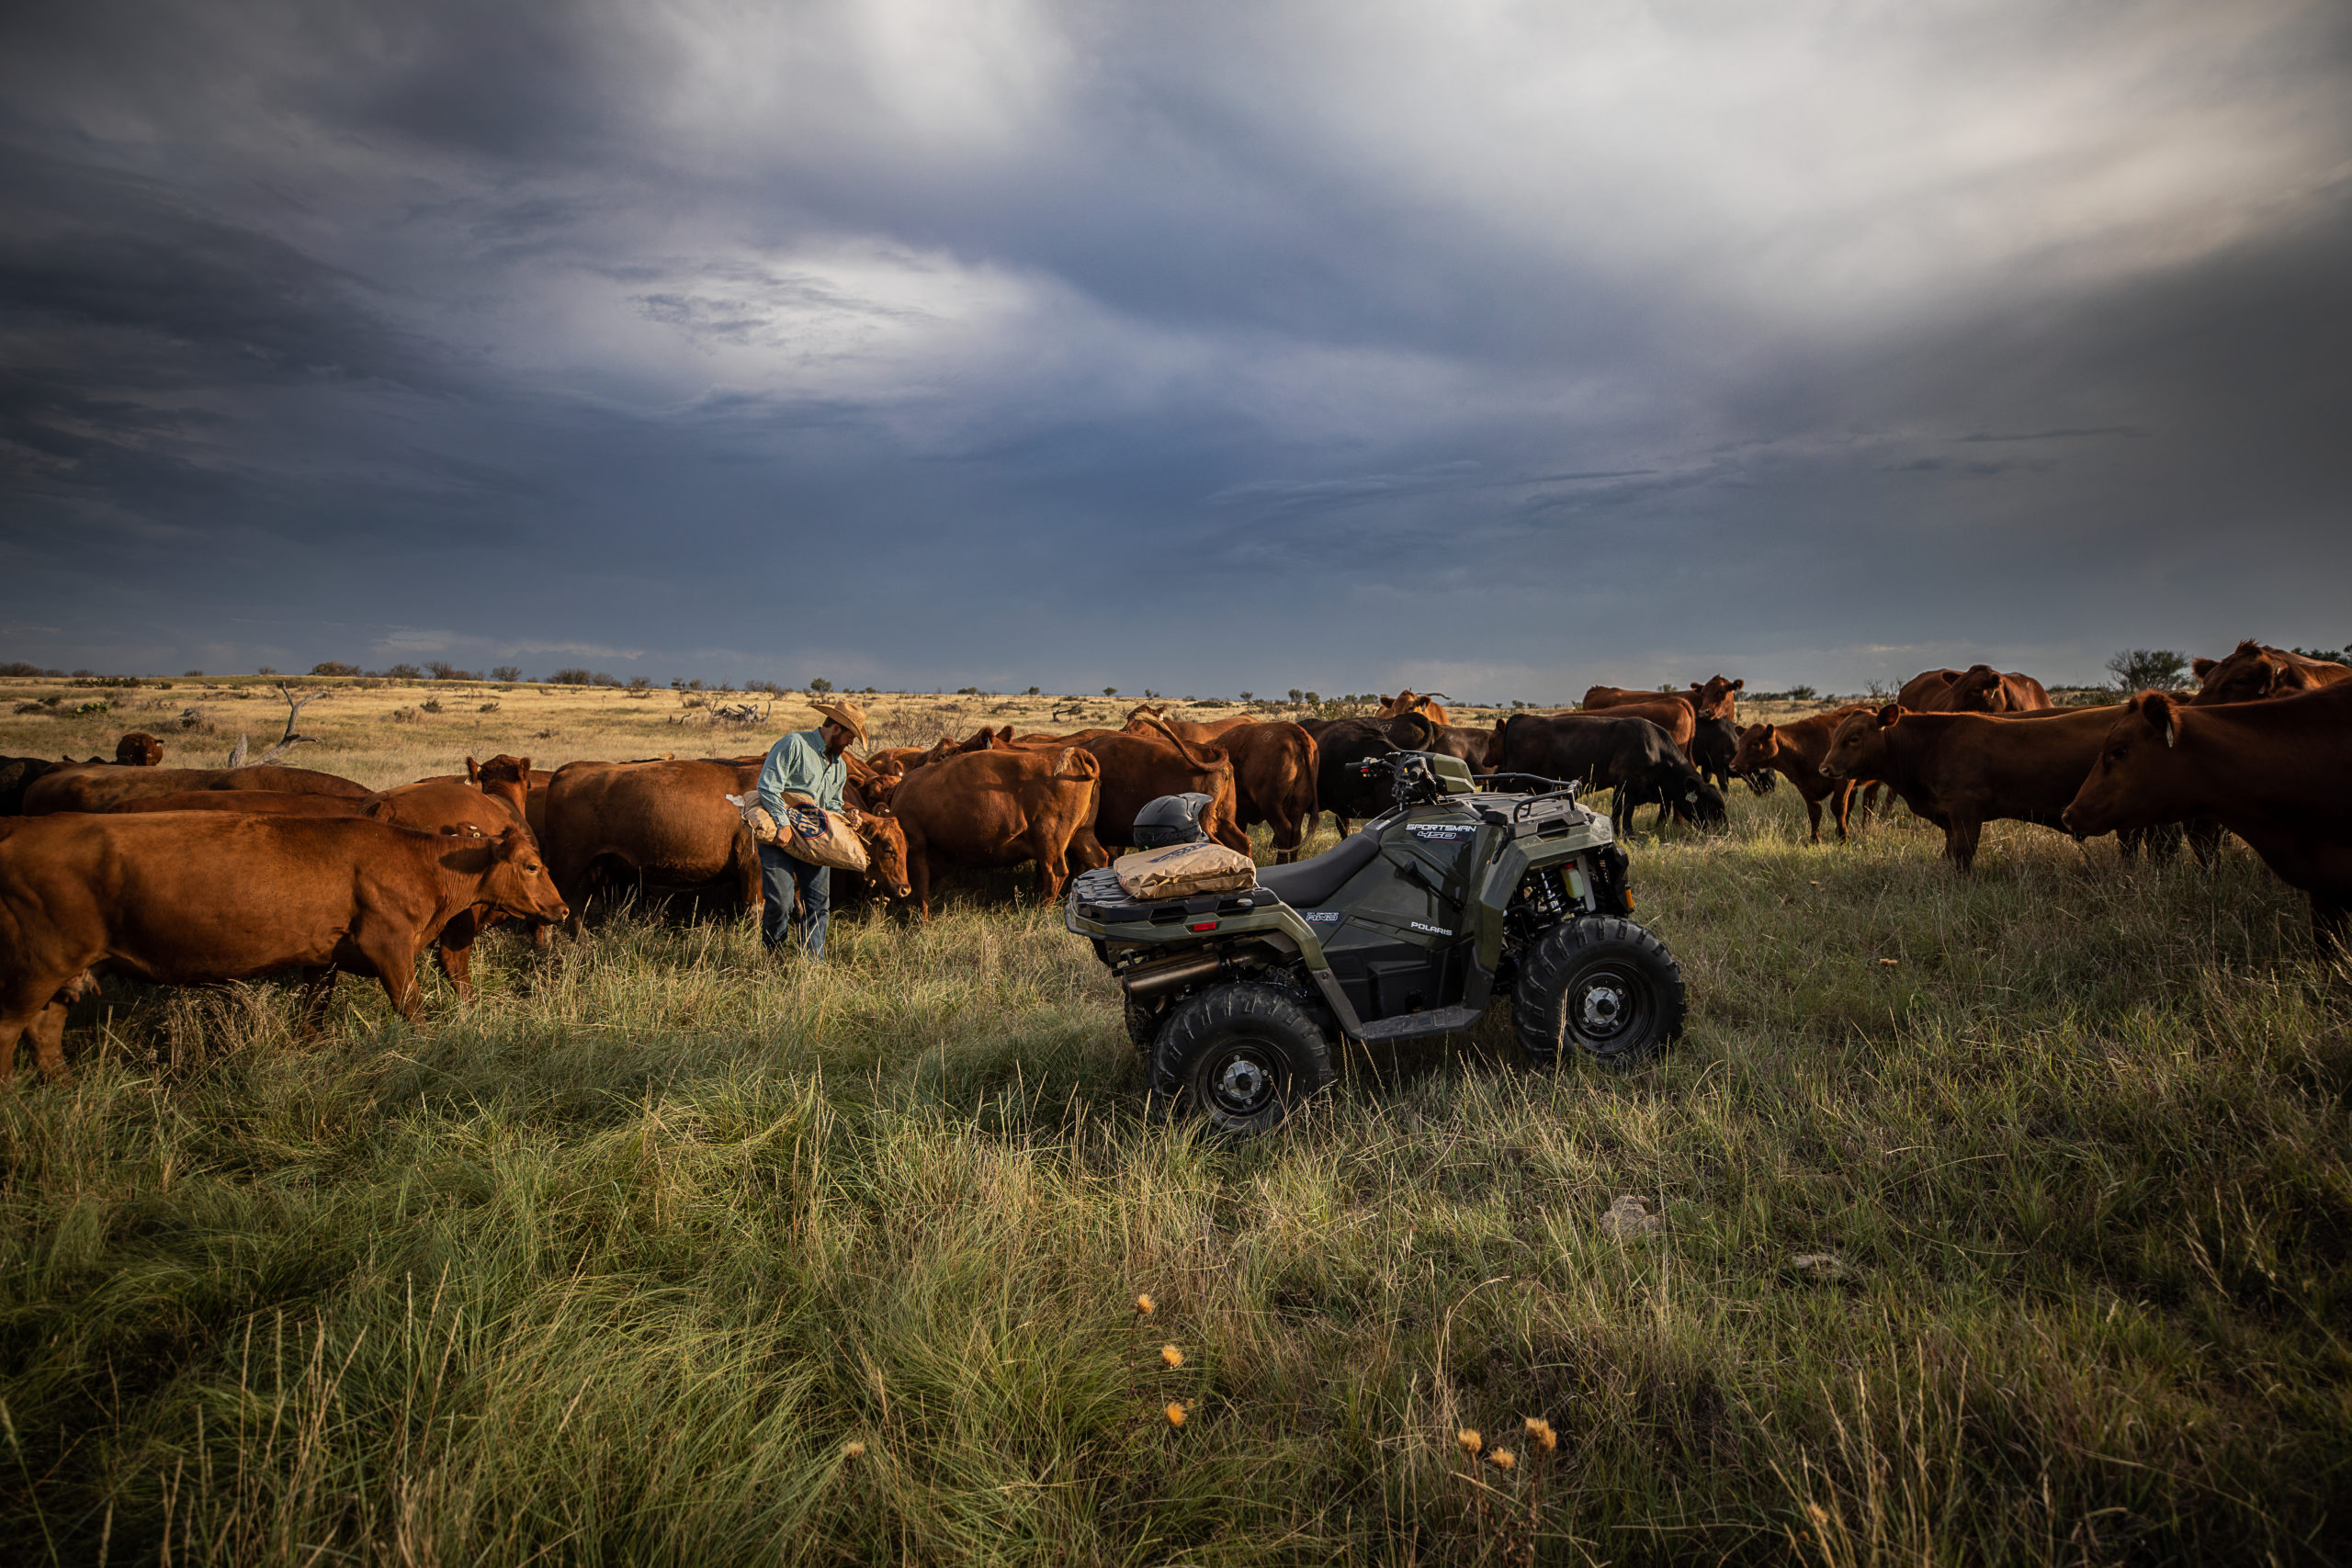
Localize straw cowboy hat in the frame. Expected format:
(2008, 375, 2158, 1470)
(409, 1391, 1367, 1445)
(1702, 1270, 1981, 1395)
(809, 697, 869, 745)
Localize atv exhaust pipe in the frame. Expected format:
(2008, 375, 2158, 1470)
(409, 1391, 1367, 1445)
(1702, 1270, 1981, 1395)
(1120, 951, 1226, 1000)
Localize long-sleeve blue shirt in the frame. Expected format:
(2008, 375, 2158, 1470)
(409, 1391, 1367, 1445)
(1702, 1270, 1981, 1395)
(757, 729, 847, 820)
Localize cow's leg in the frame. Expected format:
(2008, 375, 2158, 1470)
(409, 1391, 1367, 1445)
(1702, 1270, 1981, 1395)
(435, 909, 480, 1001)
(907, 840, 933, 921)
(1943, 815, 1982, 873)
(25, 996, 72, 1082)
(1269, 808, 1304, 864)
(1066, 826, 1110, 873)
(359, 937, 427, 1022)
(1031, 829, 1067, 904)
(1804, 791, 1826, 844)
(2187, 817, 2228, 866)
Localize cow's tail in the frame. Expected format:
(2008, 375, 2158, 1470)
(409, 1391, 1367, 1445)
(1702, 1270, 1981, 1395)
(1135, 716, 1227, 771)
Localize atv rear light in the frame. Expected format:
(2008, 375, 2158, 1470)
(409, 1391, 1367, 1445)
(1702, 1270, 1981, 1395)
(1189, 920, 1217, 932)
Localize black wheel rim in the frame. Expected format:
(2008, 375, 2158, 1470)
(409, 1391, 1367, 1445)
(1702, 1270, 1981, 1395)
(1567, 962, 1647, 1045)
(1203, 1040, 1283, 1118)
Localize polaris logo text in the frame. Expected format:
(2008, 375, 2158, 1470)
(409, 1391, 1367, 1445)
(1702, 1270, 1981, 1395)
(1409, 921, 1453, 936)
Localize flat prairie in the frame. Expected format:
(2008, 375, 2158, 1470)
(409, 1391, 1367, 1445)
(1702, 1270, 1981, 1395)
(2, 676, 2346, 1564)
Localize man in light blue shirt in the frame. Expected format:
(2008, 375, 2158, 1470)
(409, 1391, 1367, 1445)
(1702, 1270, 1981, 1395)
(755, 698, 865, 958)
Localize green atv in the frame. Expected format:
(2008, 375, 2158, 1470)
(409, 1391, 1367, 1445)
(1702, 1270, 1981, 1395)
(1065, 750, 1688, 1134)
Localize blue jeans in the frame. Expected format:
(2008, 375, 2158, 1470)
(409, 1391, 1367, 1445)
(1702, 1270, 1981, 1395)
(758, 843, 830, 957)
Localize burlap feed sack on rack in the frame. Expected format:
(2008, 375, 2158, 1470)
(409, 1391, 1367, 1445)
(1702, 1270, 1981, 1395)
(727, 793, 870, 873)
(1113, 841, 1256, 901)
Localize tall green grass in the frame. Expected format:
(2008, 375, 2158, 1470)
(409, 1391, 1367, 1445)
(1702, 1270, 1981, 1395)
(4, 792, 2348, 1563)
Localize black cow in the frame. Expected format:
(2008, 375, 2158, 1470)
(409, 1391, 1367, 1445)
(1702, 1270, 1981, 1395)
(1496, 713, 1727, 835)
(0, 757, 58, 817)
(1299, 714, 1440, 836)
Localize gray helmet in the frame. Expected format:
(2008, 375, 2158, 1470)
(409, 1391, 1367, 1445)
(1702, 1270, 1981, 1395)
(1133, 792, 1214, 849)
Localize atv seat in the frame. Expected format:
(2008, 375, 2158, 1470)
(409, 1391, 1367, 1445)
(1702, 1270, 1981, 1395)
(1255, 830, 1381, 909)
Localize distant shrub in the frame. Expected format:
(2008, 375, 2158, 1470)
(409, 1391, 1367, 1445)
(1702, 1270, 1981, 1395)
(419, 698, 444, 714)
(491, 665, 524, 682)
(2290, 645, 2350, 667)
(311, 661, 362, 677)
(0, 660, 63, 677)
(383, 662, 424, 681)
(2105, 649, 2190, 692)
(426, 660, 481, 682)
(479, 701, 501, 713)
(183, 669, 203, 678)
(808, 677, 834, 694)
(547, 669, 593, 685)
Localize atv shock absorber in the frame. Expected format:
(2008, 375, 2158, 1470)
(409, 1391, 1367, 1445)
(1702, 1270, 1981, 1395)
(1507, 864, 1574, 942)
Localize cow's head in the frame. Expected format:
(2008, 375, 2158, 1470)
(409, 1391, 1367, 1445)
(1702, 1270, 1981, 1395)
(851, 811, 913, 900)
(115, 731, 164, 766)
(2063, 691, 2189, 837)
(1822, 705, 1899, 778)
(1945, 664, 2012, 713)
(470, 825, 570, 924)
(1689, 675, 1744, 718)
(1688, 773, 1729, 829)
(2193, 640, 2318, 705)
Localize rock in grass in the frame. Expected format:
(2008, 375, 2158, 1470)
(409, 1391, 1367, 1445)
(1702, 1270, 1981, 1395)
(1791, 1252, 1849, 1280)
(1599, 1194, 1661, 1238)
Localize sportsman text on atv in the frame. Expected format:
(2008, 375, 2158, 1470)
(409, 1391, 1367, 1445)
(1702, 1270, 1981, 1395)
(1065, 750, 1687, 1134)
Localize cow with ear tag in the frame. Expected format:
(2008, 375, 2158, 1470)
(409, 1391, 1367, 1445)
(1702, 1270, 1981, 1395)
(2064, 683, 2352, 951)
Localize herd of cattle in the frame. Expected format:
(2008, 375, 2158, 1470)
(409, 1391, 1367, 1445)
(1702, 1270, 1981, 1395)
(0, 637, 2346, 1080)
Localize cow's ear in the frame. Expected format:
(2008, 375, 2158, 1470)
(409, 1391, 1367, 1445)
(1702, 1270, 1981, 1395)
(1731, 678, 1745, 691)
(1758, 722, 1776, 739)
(517, 756, 531, 774)
(1876, 704, 1903, 727)
(2132, 691, 2180, 748)
(465, 756, 480, 782)
(2191, 657, 2216, 679)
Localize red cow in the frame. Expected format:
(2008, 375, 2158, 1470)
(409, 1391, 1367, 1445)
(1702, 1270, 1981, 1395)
(0, 818, 567, 1080)
(1822, 705, 2158, 870)
(2064, 683, 2352, 949)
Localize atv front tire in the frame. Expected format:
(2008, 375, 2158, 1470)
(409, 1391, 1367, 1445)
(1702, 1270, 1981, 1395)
(1151, 982, 1336, 1136)
(1513, 917, 1686, 1069)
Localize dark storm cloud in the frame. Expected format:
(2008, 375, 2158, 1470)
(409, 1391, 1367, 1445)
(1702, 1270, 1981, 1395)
(1, 0, 2348, 692)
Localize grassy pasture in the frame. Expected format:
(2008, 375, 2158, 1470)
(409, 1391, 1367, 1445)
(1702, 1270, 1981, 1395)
(3, 684, 2349, 1564)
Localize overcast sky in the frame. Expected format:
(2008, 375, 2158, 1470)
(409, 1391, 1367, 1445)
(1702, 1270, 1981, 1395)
(3, 0, 2347, 698)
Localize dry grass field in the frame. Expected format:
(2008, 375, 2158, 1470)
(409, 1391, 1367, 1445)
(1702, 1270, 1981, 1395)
(3, 675, 2347, 1564)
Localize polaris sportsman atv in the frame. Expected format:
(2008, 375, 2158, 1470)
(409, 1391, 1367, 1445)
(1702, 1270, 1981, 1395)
(1065, 750, 1687, 1134)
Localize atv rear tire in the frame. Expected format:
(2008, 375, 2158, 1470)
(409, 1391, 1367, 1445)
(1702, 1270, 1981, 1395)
(1513, 917, 1685, 1069)
(1150, 982, 1336, 1136)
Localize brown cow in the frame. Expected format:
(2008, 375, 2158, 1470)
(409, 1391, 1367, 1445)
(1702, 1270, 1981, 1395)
(469, 754, 550, 839)
(1730, 705, 1875, 842)
(542, 760, 905, 932)
(1897, 666, 2051, 713)
(1944, 664, 2052, 713)
(1073, 718, 1248, 859)
(1123, 705, 1258, 743)
(115, 732, 164, 766)
(111, 790, 373, 818)
(2063, 683, 2352, 948)
(1821, 705, 2154, 870)
(888, 746, 1102, 918)
(541, 760, 763, 929)
(0, 818, 567, 1080)
(1896, 669, 1964, 710)
(1148, 716, 1317, 863)
(1375, 690, 1451, 726)
(1582, 678, 1742, 722)
(2190, 640, 2352, 706)
(23, 763, 370, 815)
